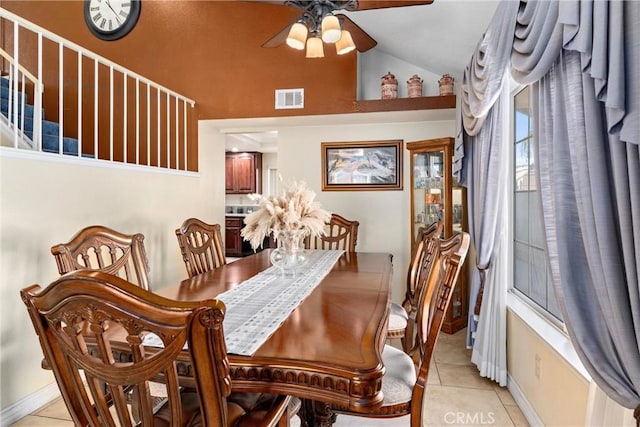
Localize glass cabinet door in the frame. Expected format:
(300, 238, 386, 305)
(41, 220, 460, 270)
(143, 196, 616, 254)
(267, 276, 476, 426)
(407, 138, 454, 241)
(413, 150, 446, 237)
(407, 137, 468, 334)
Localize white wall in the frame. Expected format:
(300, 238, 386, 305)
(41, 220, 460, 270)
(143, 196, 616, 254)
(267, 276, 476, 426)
(0, 122, 225, 411)
(206, 112, 455, 297)
(226, 116, 456, 298)
(358, 50, 444, 100)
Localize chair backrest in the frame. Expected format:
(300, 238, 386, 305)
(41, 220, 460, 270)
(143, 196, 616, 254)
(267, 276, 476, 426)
(409, 232, 470, 427)
(21, 270, 231, 426)
(175, 218, 226, 278)
(404, 222, 443, 314)
(51, 225, 150, 290)
(306, 213, 359, 252)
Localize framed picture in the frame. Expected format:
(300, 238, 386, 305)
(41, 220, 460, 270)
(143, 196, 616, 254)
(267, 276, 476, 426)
(321, 140, 403, 191)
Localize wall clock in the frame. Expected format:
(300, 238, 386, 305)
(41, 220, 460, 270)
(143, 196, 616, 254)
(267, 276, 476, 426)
(84, 0, 141, 41)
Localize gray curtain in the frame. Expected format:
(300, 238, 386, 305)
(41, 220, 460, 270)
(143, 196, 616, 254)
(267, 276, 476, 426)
(534, 47, 639, 414)
(459, 1, 519, 365)
(460, 0, 639, 415)
(512, 0, 640, 413)
(464, 88, 510, 385)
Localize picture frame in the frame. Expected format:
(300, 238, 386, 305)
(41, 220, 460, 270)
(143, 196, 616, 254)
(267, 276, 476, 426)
(321, 140, 404, 191)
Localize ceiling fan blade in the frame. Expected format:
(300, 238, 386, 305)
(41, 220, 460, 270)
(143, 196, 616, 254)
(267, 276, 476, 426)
(338, 14, 377, 52)
(262, 20, 295, 48)
(353, 0, 433, 10)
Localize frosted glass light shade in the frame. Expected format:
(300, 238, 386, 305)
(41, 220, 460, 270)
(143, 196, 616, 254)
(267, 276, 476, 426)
(321, 15, 341, 43)
(336, 30, 356, 55)
(306, 37, 324, 58)
(286, 22, 308, 50)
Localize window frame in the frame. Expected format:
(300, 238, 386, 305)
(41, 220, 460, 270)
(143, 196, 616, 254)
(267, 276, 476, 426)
(507, 82, 564, 331)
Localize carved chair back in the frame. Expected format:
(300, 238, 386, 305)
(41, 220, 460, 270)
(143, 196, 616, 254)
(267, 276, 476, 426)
(409, 232, 470, 425)
(175, 218, 226, 278)
(51, 225, 150, 290)
(306, 213, 359, 252)
(21, 270, 231, 426)
(403, 221, 443, 315)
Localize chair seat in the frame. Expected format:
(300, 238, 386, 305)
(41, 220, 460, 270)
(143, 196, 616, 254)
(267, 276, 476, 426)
(380, 345, 416, 408)
(154, 390, 290, 427)
(387, 302, 409, 336)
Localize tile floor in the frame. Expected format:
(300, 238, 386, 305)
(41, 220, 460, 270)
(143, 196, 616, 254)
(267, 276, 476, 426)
(11, 329, 529, 427)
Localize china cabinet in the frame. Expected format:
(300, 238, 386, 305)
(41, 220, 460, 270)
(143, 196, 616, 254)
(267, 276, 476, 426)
(407, 137, 468, 334)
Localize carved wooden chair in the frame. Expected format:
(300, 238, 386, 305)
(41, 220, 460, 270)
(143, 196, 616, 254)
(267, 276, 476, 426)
(21, 270, 293, 427)
(387, 222, 443, 352)
(305, 213, 359, 252)
(176, 218, 226, 277)
(334, 232, 470, 426)
(51, 225, 150, 290)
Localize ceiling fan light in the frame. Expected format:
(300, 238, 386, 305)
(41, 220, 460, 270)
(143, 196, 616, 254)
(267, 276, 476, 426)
(286, 22, 308, 50)
(306, 37, 324, 58)
(321, 15, 341, 43)
(336, 30, 356, 55)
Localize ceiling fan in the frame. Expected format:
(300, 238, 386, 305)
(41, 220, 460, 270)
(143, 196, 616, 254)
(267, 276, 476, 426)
(257, 0, 434, 57)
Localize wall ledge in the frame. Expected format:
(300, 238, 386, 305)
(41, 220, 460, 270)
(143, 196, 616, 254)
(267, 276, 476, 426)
(353, 95, 456, 113)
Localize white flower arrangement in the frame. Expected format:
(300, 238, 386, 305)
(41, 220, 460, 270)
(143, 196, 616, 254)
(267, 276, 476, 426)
(241, 180, 331, 250)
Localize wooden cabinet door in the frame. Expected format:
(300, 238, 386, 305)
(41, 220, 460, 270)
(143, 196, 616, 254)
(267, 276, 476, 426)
(225, 156, 236, 193)
(234, 155, 255, 193)
(225, 217, 243, 257)
(225, 153, 262, 194)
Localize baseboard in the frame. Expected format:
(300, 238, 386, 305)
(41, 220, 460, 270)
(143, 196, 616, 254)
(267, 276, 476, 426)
(0, 382, 60, 427)
(507, 373, 544, 427)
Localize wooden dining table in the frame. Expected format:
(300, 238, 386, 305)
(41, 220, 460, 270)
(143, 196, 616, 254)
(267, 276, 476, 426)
(155, 249, 393, 426)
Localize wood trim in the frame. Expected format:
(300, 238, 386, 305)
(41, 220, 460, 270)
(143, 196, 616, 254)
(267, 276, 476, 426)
(353, 95, 455, 113)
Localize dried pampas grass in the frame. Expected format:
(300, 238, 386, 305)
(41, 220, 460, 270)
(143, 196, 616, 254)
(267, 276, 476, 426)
(241, 180, 331, 250)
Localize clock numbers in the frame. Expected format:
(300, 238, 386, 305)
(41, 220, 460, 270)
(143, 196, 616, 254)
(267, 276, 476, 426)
(89, 0, 131, 32)
(85, 0, 139, 40)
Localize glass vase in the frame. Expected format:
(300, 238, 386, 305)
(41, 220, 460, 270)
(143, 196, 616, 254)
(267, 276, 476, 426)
(270, 229, 307, 277)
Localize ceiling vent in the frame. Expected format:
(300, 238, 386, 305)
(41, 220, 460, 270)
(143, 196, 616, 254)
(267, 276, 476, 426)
(275, 88, 304, 109)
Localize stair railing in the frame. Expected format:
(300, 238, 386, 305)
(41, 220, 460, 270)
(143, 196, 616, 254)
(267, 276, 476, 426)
(0, 46, 43, 150)
(0, 7, 196, 171)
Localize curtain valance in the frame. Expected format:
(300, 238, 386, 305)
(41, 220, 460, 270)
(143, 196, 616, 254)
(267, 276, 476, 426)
(460, 0, 637, 146)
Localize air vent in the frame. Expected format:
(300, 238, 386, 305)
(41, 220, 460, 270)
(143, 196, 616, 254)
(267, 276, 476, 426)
(275, 88, 304, 109)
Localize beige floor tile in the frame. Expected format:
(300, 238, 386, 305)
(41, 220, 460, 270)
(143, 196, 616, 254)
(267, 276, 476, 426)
(504, 404, 530, 427)
(10, 415, 74, 426)
(434, 333, 474, 366)
(437, 363, 496, 390)
(494, 384, 517, 406)
(33, 397, 71, 420)
(423, 385, 514, 427)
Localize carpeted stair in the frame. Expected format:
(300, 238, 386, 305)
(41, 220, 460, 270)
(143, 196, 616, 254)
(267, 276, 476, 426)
(1, 76, 86, 156)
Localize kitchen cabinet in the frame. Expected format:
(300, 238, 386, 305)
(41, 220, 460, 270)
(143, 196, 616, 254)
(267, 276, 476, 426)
(225, 217, 243, 257)
(407, 137, 468, 334)
(225, 152, 262, 194)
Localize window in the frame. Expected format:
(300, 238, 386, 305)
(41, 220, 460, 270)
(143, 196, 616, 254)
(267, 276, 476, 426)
(512, 86, 562, 320)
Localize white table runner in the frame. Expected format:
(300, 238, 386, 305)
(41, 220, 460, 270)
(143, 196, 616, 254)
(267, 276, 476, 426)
(144, 249, 344, 356)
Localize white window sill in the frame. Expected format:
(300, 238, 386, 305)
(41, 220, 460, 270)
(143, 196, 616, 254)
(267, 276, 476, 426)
(506, 290, 591, 381)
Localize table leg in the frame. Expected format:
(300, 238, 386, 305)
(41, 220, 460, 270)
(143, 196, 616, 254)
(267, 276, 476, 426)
(299, 399, 337, 427)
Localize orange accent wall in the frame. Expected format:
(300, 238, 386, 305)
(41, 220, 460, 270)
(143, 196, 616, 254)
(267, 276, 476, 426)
(3, 0, 359, 120)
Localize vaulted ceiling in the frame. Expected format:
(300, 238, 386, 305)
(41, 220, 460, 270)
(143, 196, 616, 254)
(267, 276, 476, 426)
(343, 0, 499, 77)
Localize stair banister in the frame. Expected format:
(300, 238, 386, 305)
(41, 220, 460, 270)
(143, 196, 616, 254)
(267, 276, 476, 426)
(1, 7, 196, 170)
(0, 45, 44, 151)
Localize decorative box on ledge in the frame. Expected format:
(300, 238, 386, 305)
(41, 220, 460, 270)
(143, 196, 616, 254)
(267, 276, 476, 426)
(353, 95, 456, 113)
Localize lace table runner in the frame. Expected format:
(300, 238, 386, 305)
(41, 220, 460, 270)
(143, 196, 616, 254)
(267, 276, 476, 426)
(144, 249, 344, 356)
